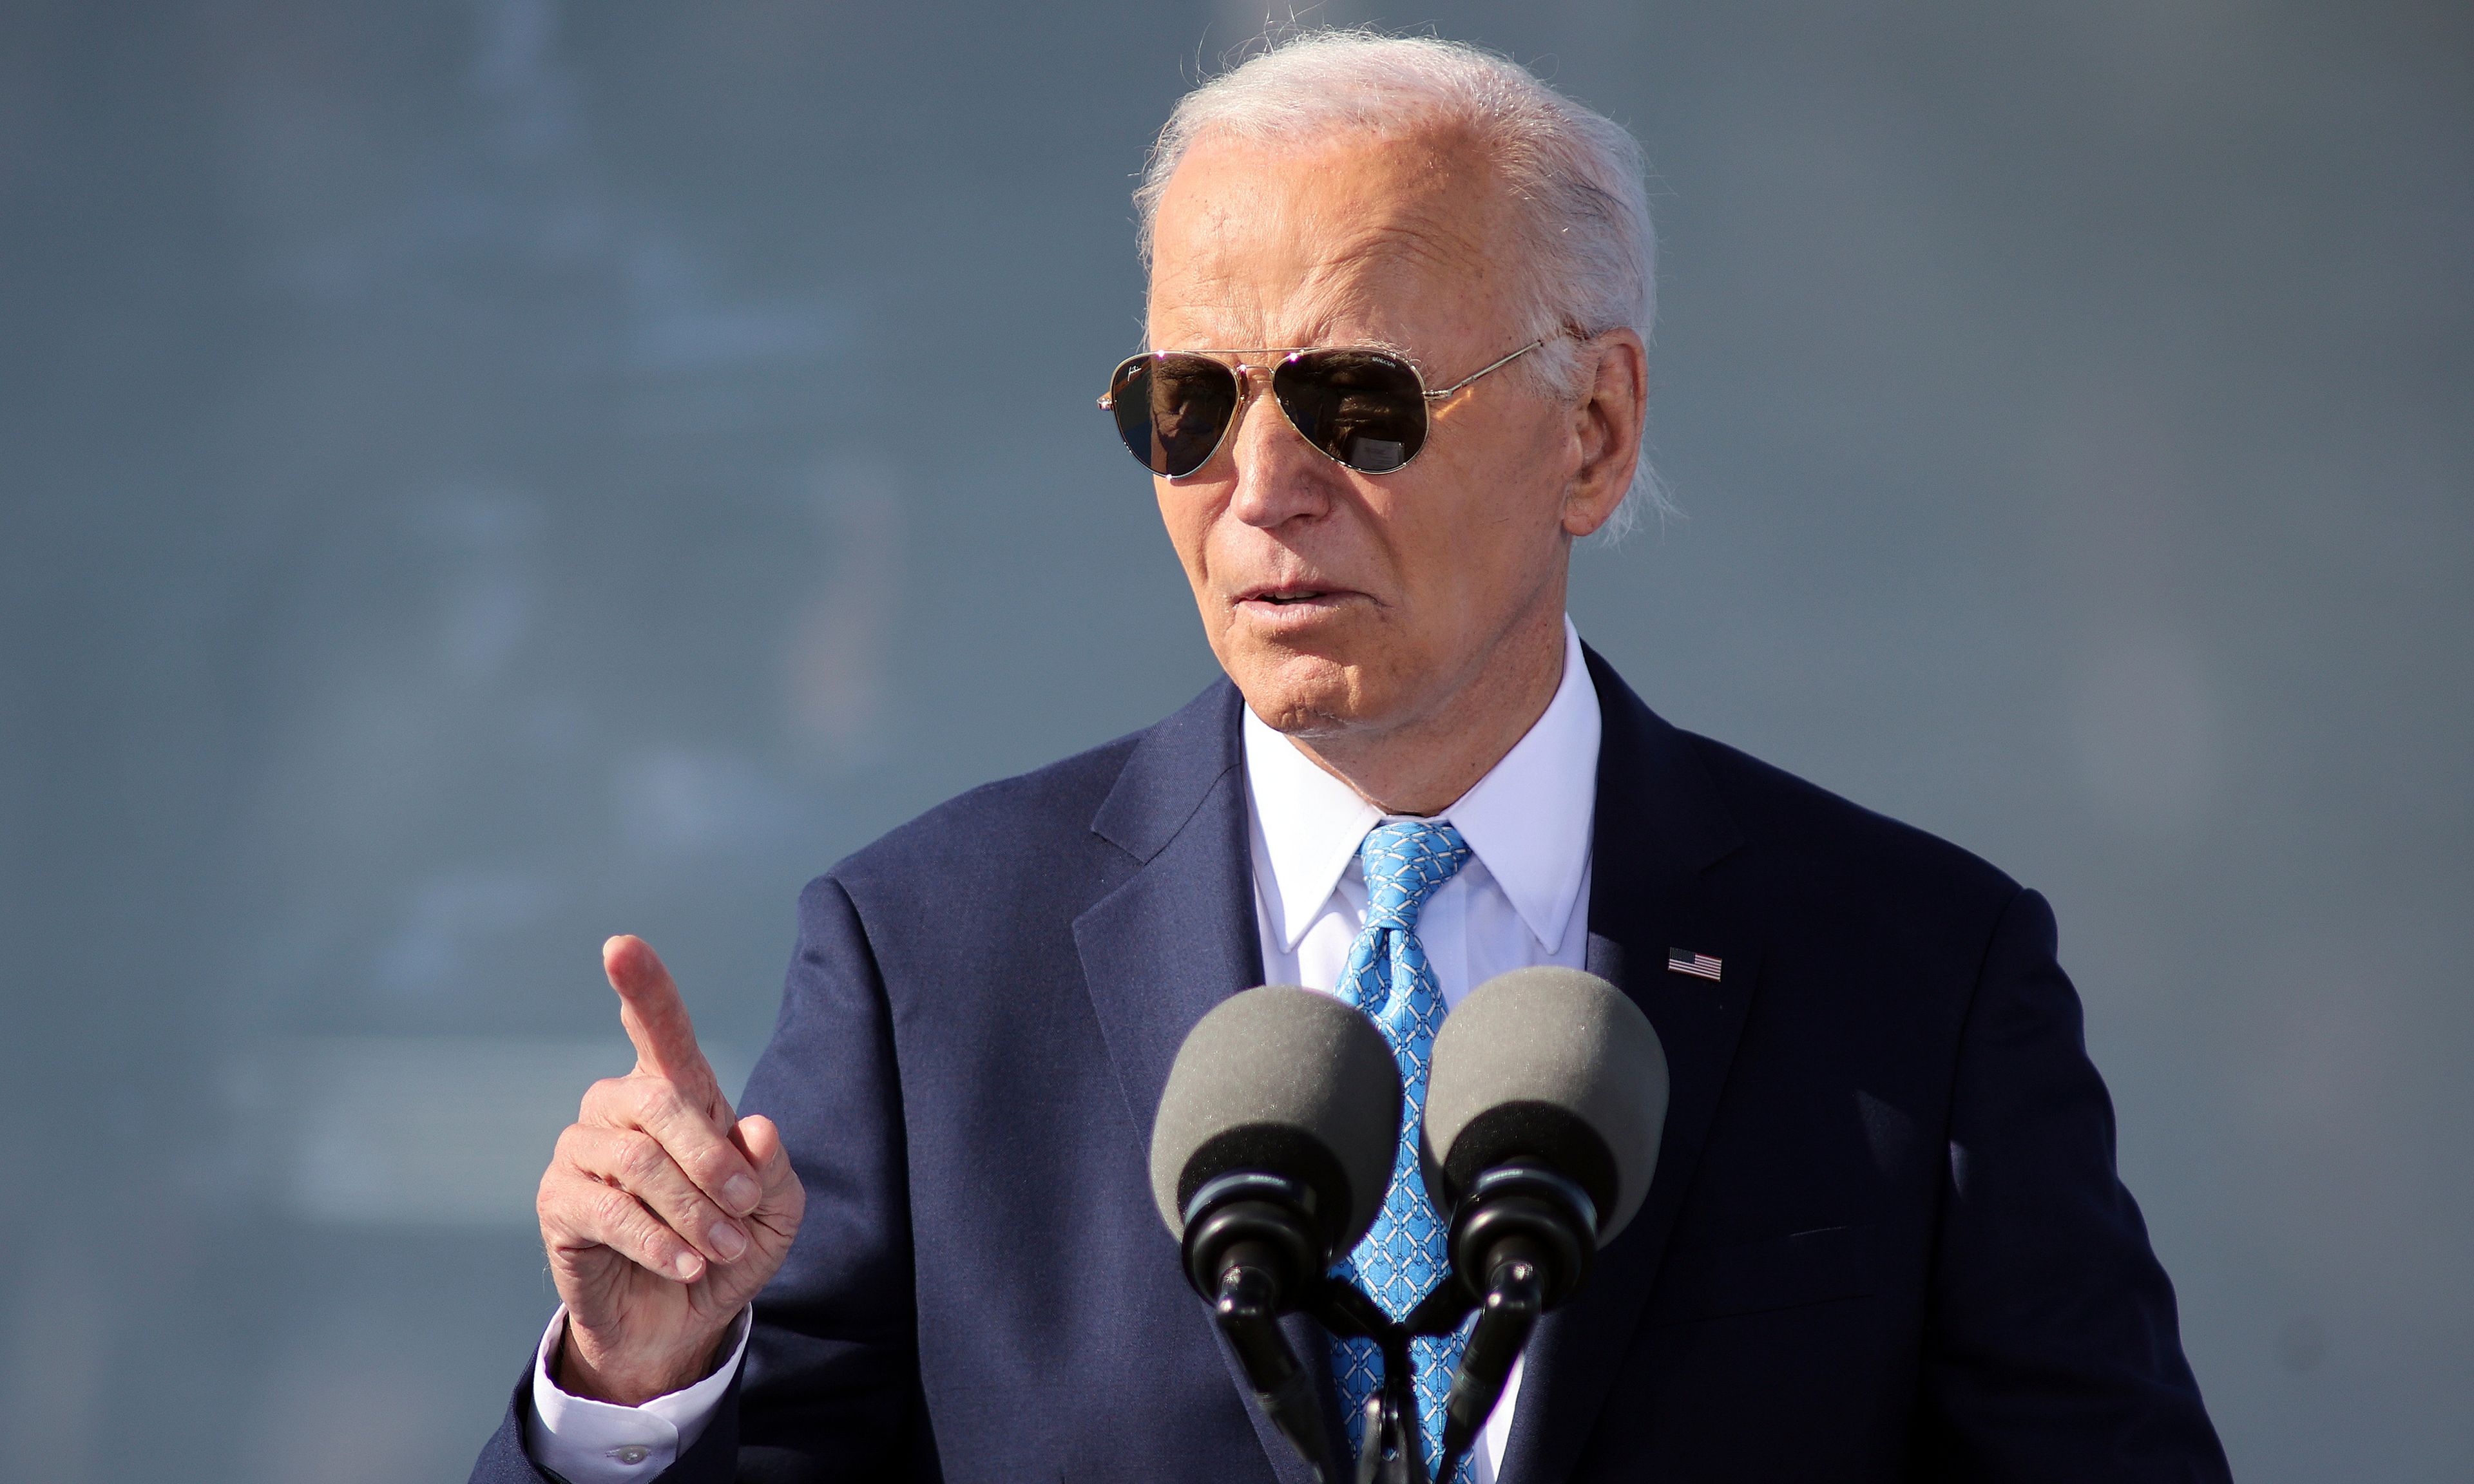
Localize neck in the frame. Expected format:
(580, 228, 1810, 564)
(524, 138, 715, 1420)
(1285, 601, 1569, 817)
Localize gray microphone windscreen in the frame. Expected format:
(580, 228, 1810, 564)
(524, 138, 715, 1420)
(1423, 967, 1668, 1244)
(1149, 985, 1402, 1257)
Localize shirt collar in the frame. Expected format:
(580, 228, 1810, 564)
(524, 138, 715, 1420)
(1242, 617, 1602, 955)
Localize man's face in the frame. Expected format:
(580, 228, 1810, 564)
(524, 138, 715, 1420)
(1146, 126, 1611, 747)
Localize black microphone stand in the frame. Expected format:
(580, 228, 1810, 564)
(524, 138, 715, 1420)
(1190, 1165, 1595, 1484)
(1306, 1271, 1467, 1484)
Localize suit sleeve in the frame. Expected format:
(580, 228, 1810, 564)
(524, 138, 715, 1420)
(1915, 888, 2230, 1483)
(725, 873, 928, 1481)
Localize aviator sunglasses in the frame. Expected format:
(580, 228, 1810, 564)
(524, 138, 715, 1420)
(1098, 338, 1548, 478)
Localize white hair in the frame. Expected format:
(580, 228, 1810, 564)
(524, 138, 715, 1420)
(1136, 28, 1667, 533)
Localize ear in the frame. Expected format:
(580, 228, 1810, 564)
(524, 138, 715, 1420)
(1559, 328, 1648, 538)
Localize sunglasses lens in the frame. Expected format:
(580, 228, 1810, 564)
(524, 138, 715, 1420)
(1271, 350, 1428, 473)
(1109, 354, 1239, 477)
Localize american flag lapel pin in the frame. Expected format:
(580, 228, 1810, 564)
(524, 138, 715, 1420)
(1665, 947, 1723, 982)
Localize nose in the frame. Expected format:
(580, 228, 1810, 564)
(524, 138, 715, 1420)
(1222, 364, 1343, 529)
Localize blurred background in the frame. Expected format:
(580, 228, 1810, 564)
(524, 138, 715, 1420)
(1, 1, 2467, 1479)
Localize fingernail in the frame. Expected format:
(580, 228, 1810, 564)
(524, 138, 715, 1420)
(673, 1251, 704, 1281)
(709, 1222, 748, 1260)
(723, 1175, 760, 1212)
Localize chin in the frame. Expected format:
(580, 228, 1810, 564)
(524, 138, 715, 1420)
(1224, 645, 1381, 739)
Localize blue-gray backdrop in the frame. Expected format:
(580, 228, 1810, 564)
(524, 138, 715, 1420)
(1, 3, 2467, 1480)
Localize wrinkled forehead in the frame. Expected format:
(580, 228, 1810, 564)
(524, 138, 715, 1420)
(1145, 123, 1517, 352)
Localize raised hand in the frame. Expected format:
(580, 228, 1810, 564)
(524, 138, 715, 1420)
(537, 935, 805, 1405)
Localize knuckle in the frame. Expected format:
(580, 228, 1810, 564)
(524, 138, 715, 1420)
(538, 1169, 597, 1231)
(613, 1130, 664, 1183)
(579, 1076, 631, 1121)
(590, 1184, 648, 1237)
(632, 1077, 691, 1125)
(684, 1145, 742, 1190)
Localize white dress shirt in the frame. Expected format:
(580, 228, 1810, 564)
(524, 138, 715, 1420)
(529, 618, 1602, 1484)
(1245, 616, 1599, 1484)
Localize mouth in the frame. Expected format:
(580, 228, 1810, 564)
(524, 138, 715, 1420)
(1232, 582, 1363, 616)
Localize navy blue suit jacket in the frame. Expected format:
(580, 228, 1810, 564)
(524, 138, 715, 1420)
(474, 652, 2228, 1483)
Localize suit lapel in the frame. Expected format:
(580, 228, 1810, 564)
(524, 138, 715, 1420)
(1074, 679, 1261, 1145)
(1499, 649, 1763, 1484)
(1073, 682, 1343, 1484)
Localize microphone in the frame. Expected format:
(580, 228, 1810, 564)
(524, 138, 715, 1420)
(1151, 985, 1403, 1481)
(1421, 967, 1669, 1478)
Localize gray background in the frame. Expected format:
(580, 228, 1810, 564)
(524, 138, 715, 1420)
(1, 1, 2466, 1479)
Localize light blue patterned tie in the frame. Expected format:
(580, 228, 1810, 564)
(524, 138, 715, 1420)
(1330, 819, 1475, 1482)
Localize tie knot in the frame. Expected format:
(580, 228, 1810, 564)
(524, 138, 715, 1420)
(1357, 819, 1471, 932)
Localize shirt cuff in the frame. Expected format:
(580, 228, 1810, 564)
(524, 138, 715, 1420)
(524, 1306, 751, 1484)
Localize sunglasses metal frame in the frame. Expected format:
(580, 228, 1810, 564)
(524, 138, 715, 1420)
(1098, 337, 1548, 478)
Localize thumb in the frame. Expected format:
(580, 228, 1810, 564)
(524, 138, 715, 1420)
(732, 1114, 802, 1223)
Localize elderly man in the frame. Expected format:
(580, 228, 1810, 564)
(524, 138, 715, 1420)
(472, 32, 2229, 1484)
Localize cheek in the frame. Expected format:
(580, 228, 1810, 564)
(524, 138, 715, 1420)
(1154, 485, 1213, 580)
(1156, 487, 1249, 647)
(1465, 409, 1573, 540)
(1408, 458, 1551, 577)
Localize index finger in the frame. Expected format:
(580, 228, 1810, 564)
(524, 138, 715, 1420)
(604, 935, 726, 1120)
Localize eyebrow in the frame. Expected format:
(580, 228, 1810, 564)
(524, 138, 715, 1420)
(1141, 336, 1421, 366)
